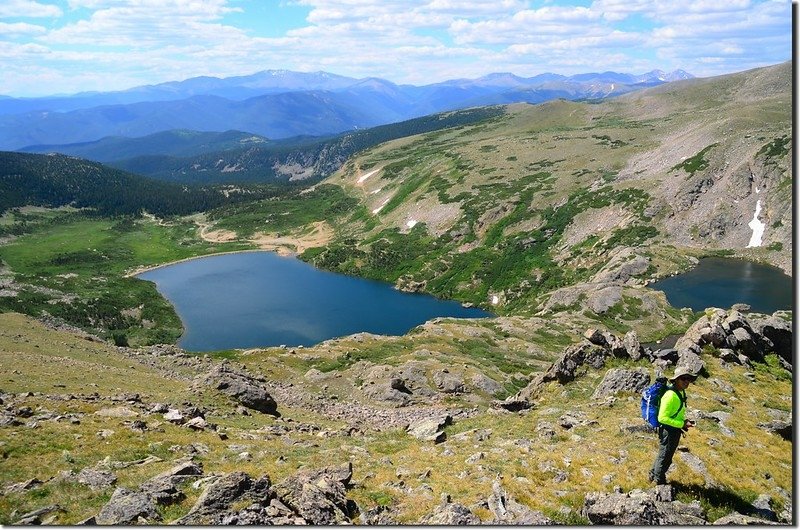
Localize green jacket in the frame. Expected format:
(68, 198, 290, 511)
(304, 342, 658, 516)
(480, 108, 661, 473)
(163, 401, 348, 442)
(657, 387, 686, 428)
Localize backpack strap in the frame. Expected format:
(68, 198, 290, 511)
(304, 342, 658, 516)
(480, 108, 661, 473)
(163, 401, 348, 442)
(666, 388, 685, 419)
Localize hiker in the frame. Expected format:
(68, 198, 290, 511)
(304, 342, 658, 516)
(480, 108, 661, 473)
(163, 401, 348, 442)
(649, 366, 697, 485)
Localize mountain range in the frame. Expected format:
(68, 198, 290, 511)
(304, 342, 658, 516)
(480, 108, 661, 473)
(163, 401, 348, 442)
(2, 68, 692, 151)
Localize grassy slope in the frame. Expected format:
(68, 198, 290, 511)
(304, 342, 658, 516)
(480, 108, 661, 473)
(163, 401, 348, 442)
(0, 312, 791, 524)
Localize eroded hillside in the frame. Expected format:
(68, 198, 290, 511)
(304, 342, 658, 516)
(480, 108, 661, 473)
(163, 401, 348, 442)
(312, 62, 790, 320)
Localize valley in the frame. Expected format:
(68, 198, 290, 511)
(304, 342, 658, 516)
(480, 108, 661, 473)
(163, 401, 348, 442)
(0, 62, 793, 524)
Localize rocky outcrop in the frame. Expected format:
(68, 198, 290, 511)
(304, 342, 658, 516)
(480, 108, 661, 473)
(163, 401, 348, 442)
(674, 308, 792, 374)
(96, 487, 160, 525)
(496, 340, 608, 409)
(195, 362, 278, 416)
(486, 480, 554, 524)
(418, 494, 480, 525)
(174, 463, 355, 525)
(433, 369, 466, 394)
(175, 471, 271, 525)
(271, 463, 355, 525)
(407, 414, 451, 443)
(582, 485, 706, 525)
(591, 367, 650, 399)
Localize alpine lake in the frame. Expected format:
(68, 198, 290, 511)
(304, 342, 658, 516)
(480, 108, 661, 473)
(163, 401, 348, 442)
(137, 251, 491, 352)
(138, 253, 792, 352)
(650, 257, 793, 314)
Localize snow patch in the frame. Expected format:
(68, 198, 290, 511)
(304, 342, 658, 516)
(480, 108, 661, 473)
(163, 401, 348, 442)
(357, 168, 381, 184)
(372, 198, 390, 214)
(746, 199, 765, 248)
(406, 219, 418, 229)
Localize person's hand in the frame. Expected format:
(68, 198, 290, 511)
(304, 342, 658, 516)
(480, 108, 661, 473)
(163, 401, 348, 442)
(682, 419, 694, 431)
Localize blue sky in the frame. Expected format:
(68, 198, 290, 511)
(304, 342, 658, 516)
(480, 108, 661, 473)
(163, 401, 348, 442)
(0, 0, 792, 97)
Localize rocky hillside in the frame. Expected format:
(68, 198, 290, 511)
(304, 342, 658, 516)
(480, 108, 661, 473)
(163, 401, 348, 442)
(302, 61, 790, 318)
(0, 302, 791, 524)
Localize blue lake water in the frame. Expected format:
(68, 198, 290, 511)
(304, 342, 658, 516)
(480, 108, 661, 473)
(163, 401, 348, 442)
(137, 251, 491, 351)
(650, 257, 793, 314)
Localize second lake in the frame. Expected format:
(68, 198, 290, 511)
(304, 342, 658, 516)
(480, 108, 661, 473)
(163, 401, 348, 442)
(137, 251, 491, 351)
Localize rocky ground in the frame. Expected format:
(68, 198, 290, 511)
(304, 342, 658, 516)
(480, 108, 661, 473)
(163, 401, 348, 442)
(0, 304, 792, 525)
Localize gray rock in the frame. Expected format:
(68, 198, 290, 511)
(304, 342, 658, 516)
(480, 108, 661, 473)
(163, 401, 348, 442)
(750, 314, 792, 363)
(407, 415, 451, 443)
(139, 461, 203, 506)
(487, 480, 554, 524)
(14, 504, 64, 525)
(713, 512, 780, 525)
(163, 409, 185, 424)
(751, 493, 778, 522)
(471, 373, 503, 396)
(5, 478, 43, 494)
(197, 362, 278, 416)
(433, 369, 465, 394)
(587, 284, 623, 314)
(756, 420, 792, 441)
(96, 487, 159, 525)
(676, 349, 705, 376)
(418, 494, 480, 525)
(272, 463, 354, 525)
(76, 467, 117, 490)
(592, 368, 650, 399)
(177, 472, 266, 524)
(623, 331, 644, 360)
(732, 327, 760, 358)
(359, 505, 399, 525)
(511, 341, 608, 402)
(584, 328, 606, 346)
(362, 382, 411, 407)
(583, 487, 706, 525)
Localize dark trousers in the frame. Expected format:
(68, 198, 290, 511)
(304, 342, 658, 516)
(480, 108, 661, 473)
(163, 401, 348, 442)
(650, 425, 682, 484)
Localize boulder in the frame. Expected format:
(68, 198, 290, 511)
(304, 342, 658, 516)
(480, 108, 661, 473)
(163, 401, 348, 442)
(471, 373, 503, 396)
(584, 328, 606, 346)
(359, 505, 399, 525)
(583, 487, 706, 525)
(756, 420, 792, 441)
(587, 284, 623, 314)
(731, 327, 760, 359)
(712, 512, 779, 525)
(623, 331, 644, 361)
(96, 487, 159, 525)
(272, 463, 355, 525)
(418, 494, 480, 525)
(138, 461, 203, 506)
(14, 505, 64, 525)
(407, 415, 451, 443)
(592, 368, 650, 399)
(676, 349, 705, 376)
(433, 370, 465, 394)
(197, 362, 278, 416)
(487, 480, 554, 524)
(75, 467, 117, 490)
(500, 341, 608, 405)
(177, 472, 268, 524)
(749, 314, 792, 363)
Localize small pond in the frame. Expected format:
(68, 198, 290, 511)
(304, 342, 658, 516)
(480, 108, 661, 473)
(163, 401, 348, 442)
(137, 251, 491, 351)
(650, 257, 793, 314)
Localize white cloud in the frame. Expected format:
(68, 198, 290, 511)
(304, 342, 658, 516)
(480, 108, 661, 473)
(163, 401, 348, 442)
(0, 0, 63, 18)
(0, 21, 47, 35)
(0, 0, 790, 95)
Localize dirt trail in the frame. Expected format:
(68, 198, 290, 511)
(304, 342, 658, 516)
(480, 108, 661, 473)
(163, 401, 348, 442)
(248, 221, 334, 256)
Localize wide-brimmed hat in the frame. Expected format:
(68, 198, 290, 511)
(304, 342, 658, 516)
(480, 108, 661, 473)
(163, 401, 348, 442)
(670, 366, 697, 381)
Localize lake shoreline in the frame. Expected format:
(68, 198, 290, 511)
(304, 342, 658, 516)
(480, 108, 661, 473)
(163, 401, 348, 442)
(125, 248, 295, 278)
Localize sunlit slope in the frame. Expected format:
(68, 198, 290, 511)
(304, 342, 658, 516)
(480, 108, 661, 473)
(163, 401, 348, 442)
(316, 62, 791, 314)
